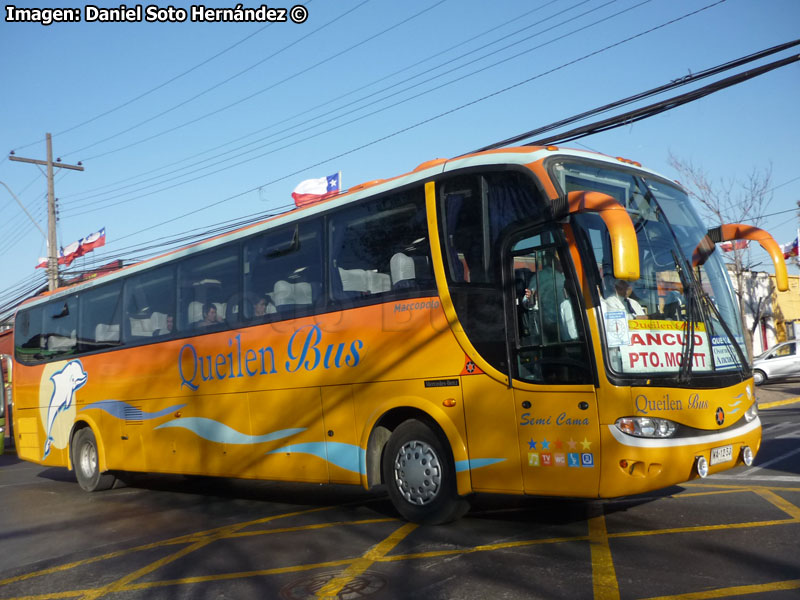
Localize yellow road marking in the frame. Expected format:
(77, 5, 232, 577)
(669, 488, 750, 498)
(385, 534, 591, 561)
(315, 522, 417, 599)
(682, 481, 800, 493)
(752, 488, 800, 519)
(2, 484, 798, 599)
(641, 578, 800, 599)
(758, 397, 800, 409)
(610, 517, 798, 540)
(0, 505, 340, 589)
(588, 512, 620, 600)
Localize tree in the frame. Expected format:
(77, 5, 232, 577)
(668, 153, 775, 357)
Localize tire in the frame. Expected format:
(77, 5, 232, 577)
(753, 370, 766, 386)
(382, 419, 469, 525)
(72, 428, 116, 492)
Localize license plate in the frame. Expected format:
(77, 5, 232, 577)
(710, 445, 733, 465)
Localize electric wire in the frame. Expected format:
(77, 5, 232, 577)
(58, 0, 573, 203)
(63, 0, 726, 218)
(3, 4, 795, 313)
(62, 0, 369, 159)
(8, 3, 305, 153)
(61, 0, 657, 216)
(68, 0, 444, 162)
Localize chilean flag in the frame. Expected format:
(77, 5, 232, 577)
(291, 172, 340, 207)
(36, 227, 106, 268)
(782, 233, 799, 259)
(80, 227, 106, 253)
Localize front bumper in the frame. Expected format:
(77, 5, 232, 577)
(598, 417, 761, 497)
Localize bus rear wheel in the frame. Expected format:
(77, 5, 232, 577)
(72, 428, 116, 492)
(383, 419, 469, 525)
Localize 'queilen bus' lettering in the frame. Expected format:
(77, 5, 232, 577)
(179, 325, 364, 391)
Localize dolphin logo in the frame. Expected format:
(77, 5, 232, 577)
(43, 360, 87, 459)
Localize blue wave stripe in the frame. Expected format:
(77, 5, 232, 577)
(455, 458, 505, 472)
(268, 442, 366, 475)
(154, 417, 305, 445)
(81, 400, 185, 421)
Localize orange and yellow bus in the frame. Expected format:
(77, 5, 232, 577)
(11, 146, 788, 523)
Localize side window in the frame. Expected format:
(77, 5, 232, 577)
(329, 188, 432, 303)
(178, 244, 241, 332)
(439, 172, 546, 374)
(43, 296, 78, 360)
(15, 306, 45, 364)
(124, 265, 176, 342)
(441, 177, 485, 283)
(511, 235, 591, 384)
(243, 220, 322, 321)
(79, 282, 123, 352)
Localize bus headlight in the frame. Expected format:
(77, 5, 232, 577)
(615, 416, 677, 438)
(744, 402, 758, 423)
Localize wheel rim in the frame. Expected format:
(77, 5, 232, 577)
(79, 441, 97, 478)
(392, 439, 442, 506)
(754, 372, 764, 385)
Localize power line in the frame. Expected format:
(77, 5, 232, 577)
(57, 0, 574, 204)
(3, 2, 790, 309)
(471, 38, 800, 152)
(9, 5, 298, 153)
(61, 0, 662, 216)
(522, 53, 800, 147)
(69, 0, 444, 162)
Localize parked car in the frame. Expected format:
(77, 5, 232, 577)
(752, 341, 800, 385)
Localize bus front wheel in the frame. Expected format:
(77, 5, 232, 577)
(383, 419, 469, 525)
(72, 428, 116, 492)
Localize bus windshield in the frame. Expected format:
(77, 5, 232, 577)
(552, 160, 746, 380)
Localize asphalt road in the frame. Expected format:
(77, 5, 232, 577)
(0, 385, 798, 600)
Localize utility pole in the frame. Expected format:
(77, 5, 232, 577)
(9, 133, 84, 291)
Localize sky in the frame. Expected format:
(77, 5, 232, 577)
(1, 0, 799, 312)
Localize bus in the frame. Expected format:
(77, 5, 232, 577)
(11, 146, 788, 524)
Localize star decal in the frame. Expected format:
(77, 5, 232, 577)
(541, 438, 550, 450)
(528, 438, 537, 450)
(581, 438, 592, 450)
(567, 438, 578, 450)
(554, 439, 563, 450)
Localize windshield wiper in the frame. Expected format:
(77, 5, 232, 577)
(695, 286, 748, 372)
(672, 250, 696, 383)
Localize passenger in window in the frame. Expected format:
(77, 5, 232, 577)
(662, 291, 684, 320)
(198, 304, 222, 327)
(604, 279, 645, 318)
(253, 295, 276, 317)
(154, 314, 174, 336)
(524, 254, 565, 342)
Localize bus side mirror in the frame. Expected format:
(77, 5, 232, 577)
(693, 224, 788, 292)
(554, 191, 640, 281)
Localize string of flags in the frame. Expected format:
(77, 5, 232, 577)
(291, 172, 341, 207)
(36, 227, 106, 269)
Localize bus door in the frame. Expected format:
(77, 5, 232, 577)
(506, 228, 601, 497)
